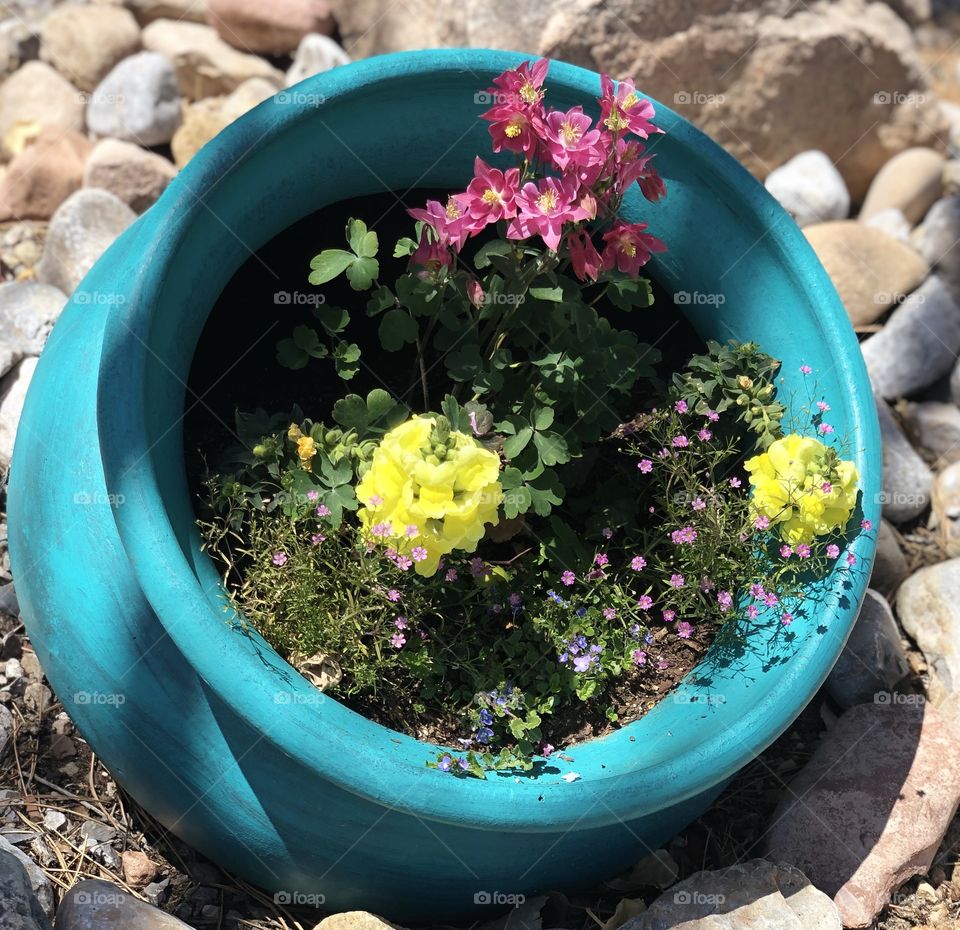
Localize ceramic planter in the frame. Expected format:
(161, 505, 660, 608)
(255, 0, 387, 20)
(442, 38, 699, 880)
(8, 49, 880, 922)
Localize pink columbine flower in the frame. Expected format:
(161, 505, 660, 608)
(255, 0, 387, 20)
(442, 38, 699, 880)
(542, 106, 604, 171)
(668, 573, 685, 588)
(817, 401, 830, 412)
(717, 590, 733, 611)
(407, 195, 472, 252)
(561, 570, 576, 586)
(632, 649, 647, 666)
(316, 503, 332, 517)
(674, 399, 688, 414)
(796, 544, 811, 559)
(697, 429, 712, 442)
(637, 594, 653, 610)
(603, 607, 617, 620)
(613, 138, 664, 200)
(566, 229, 603, 282)
(479, 60, 549, 154)
(729, 477, 741, 488)
(390, 632, 406, 649)
(600, 221, 666, 277)
(846, 552, 857, 567)
(598, 74, 660, 138)
(676, 621, 694, 639)
(462, 156, 521, 232)
(826, 544, 840, 559)
(819, 423, 834, 435)
(631, 556, 647, 571)
(663, 609, 676, 622)
(595, 553, 609, 567)
(780, 545, 793, 558)
(754, 515, 770, 530)
(638, 458, 654, 473)
(861, 519, 873, 531)
(507, 175, 593, 252)
(800, 364, 812, 374)
(672, 435, 689, 448)
(781, 612, 794, 626)
(272, 551, 287, 566)
(387, 589, 401, 602)
(411, 546, 428, 563)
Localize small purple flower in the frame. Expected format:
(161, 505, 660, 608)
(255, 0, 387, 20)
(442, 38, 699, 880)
(781, 612, 794, 626)
(754, 515, 770, 530)
(445, 568, 458, 582)
(394, 616, 408, 629)
(540, 742, 555, 758)
(594, 553, 609, 567)
(602, 527, 614, 539)
(306, 490, 319, 501)
(821, 481, 833, 494)
(846, 552, 857, 567)
(638, 459, 653, 473)
(668, 573, 685, 588)
(310, 533, 325, 546)
(796, 544, 811, 559)
(861, 519, 873, 531)
(780, 544, 793, 559)
(671, 526, 698, 545)
(631, 555, 647, 571)
(316, 503, 331, 517)
(395, 555, 413, 571)
(763, 591, 779, 607)
(476, 726, 494, 744)
(632, 649, 647, 666)
(390, 632, 406, 648)
(826, 544, 840, 559)
(662, 609, 676, 623)
(676, 621, 694, 639)
(438, 754, 452, 772)
(729, 477, 741, 488)
(405, 524, 419, 538)
(750, 583, 765, 599)
(717, 590, 733, 612)
(561, 570, 576, 586)
(674, 399, 688, 413)
(411, 546, 428, 563)
(369, 494, 384, 508)
(746, 604, 759, 619)
(603, 607, 617, 620)
(479, 708, 494, 726)
(387, 588, 401, 602)
(697, 429, 712, 442)
(691, 497, 706, 511)
(672, 435, 689, 448)
(371, 521, 392, 538)
(272, 551, 288, 566)
(469, 557, 486, 577)
(706, 409, 719, 422)
(508, 592, 522, 609)
(637, 594, 653, 610)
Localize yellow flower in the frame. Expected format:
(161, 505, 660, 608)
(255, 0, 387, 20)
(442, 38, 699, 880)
(355, 415, 503, 576)
(744, 433, 858, 545)
(297, 435, 317, 467)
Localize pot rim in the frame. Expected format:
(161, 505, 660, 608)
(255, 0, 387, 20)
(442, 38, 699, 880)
(94, 48, 881, 832)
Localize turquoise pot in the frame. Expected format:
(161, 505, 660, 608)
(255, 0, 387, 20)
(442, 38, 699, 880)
(8, 49, 879, 922)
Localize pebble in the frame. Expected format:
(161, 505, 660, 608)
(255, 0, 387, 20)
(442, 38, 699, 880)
(826, 589, 909, 708)
(39, 5, 140, 93)
(862, 207, 912, 243)
(876, 393, 933, 522)
(0, 357, 36, 468)
(0, 221, 47, 280)
(859, 147, 945, 225)
(943, 159, 960, 197)
(83, 138, 176, 213)
(898, 557, 960, 693)
(313, 914, 400, 930)
(0, 281, 67, 378)
(912, 195, 960, 294)
(764, 701, 960, 927)
(804, 221, 929, 326)
(0, 849, 51, 930)
(56, 878, 194, 929)
(286, 33, 351, 86)
(764, 150, 850, 227)
(121, 849, 159, 889)
(621, 859, 841, 930)
(861, 276, 960, 398)
(126, 0, 208, 26)
(933, 461, 960, 558)
(206, 0, 335, 54)
(86, 52, 182, 147)
(903, 400, 960, 465)
(0, 127, 92, 221)
(0, 703, 9, 756)
(0, 835, 53, 917)
(0, 61, 85, 159)
(141, 19, 283, 100)
(41, 811, 65, 832)
(37, 188, 136, 296)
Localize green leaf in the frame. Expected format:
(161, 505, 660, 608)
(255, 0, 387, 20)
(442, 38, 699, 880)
(528, 285, 564, 302)
(275, 337, 308, 369)
(292, 325, 327, 356)
(366, 285, 395, 316)
(533, 406, 555, 430)
(605, 275, 654, 312)
(366, 388, 399, 426)
(533, 430, 570, 467)
(445, 343, 484, 382)
(378, 308, 418, 352)
(502, 426, 533, 459)
(346, 256, 379, 291)
(314, 304, 349, 334)
(473, 239, 514, 270)
(346, 218, 368, 254)
(308, 249, 354, 285)
(331, 394, 367, 430)
(333, 341, 361, 379)
(393, 237, 418, 258)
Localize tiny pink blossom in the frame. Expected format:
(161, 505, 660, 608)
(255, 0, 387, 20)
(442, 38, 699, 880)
(316, 503, 332, 517)
(602, 527, 614, 539)
(657, 658, 669, 670)
(396, 555, 413, 571)
(310, 533, 325, 546)
(371, 521, 392, 538)
(796, 544, 811, 559)
(729, 477, 742, 488)
(763, 592, 779, 607)
(717, 590, 733, 611)
(781, 612, 794, 626)
(561, 570, 576, 586)
(668, 573, 685, 588)
(595, 553, 609, 567)
(632, 649, 647, 666)
(405, 524, 419, 537)
(861, 519, 873, 531)
(819, 423, 834, 435)
(750, 583, 766, 599)
(631, 555, 647, 571)
(780, 545, 793, 558)
(663, 609, 676, 622)
(306, 490, 319, 501)
(821, 482, 833, 494)
(369, 494, 384, 508)
(826, 544, 840, 559)
(637, 595, 653, 610)
(676, 621, 694, 639)
(272, 551, 287, 566)
(445, 568, 459, 582)
(846, 552, 857, 567)
(603, 608, 617, 620)
(674, 399, 688, 413)
(817, 401, 830, 412)
(800, 365, 812, 374)
(672, 435, 689, 448)
(754, 515, 770, 530)
(638, 459, 653, 473)
(747, 604, 759, 619)
(394, 616, 408, 629)
(706, 410, 720, 422)
(697, 429, 712, 442)
(691, 497, 706, 511)
(387, 589, 401, 602)
(390, 632, 406, 649)
(411, 546, 428, 563)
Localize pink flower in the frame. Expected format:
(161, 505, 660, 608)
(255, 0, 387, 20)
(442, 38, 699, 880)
(411, 546, 428, 563)
(394, 616, 408, 629)
(561, 570, 576, 586)
(662, 609, 676, 622)
(861, 519, 873, 531)
(445, 568, 459, 582)
(566, 229, 603, 282)
(668, 573, 685, 588)
(750, 583, 766, 599)
(637, 595, 653, 610)
(763, 592, 779, 607)
(717, 590, 733, 611)
(671, 526, 698, 544)
(405, 525, 419, 538)
(729, 476, 741, 488)
(691, 497, 706, 511)
(390, 632, 406, 649)
(638, 458, 653, 473)
(697, 429, 712, 442)
(316, 503, 332, 517)
(799, 364, 812, 374)
(672, 435, 689, 448)
(462, 156, 520, 232)
(613, 138, 664, 201)
(395, 555, 413, 571)
(600, 222, 666, 277)
(706, 410, 720, 422)
(479, 60, 549, 155)
(817, 401, 830, 412)
(780, 544, 793, 559)
(632, 649, 647, 666)
(747, 604, 759, 619)
(369, 494, 384, 508)
(754, 515, 770, 530)
(781, 612, 794, 626)
(542, 106, 603, 170)
(486, 57, 549, 109)
(676, 621, 694, 639)
(310, 533, 325, 545)
(407, 195, 472, 252)
(631, 556, 647, 571)
(599, 74, 660, 138)
(602, 527, 614, 539)
(595, 553, 609, 567)
(796, 544, 811, 559)
(387, 589, 401, 602)
(846, 552, 857, 567)
(371, 521, 392, 538)
(674, 399, 688, 413)
(603, 607, 617, 620)
(819, 423, 834, 435)
(306, 490, 319, 501)
(272, 551, 287, 566)
(507, 175, 593, 252)
(826, 544, 840, 559)
(821, 482, 833, 494)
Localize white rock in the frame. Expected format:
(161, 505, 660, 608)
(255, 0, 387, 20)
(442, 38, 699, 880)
(863, 207, 912, 243)
(0, 282, 67, 378)
(764, 150, 850, 227)
(898, 558, 960, 693)
(285, 34, 350, 87)
(0, 357, 37, 468)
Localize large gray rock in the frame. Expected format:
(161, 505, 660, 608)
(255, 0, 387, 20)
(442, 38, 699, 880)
(285, 33, 350, 87)
(870, 519, 909, 595)
(0, 357, 37, 469)
(0, 281, 67, 378)
(764, 702, 960, 927)
(903, 400, 960, 465)
(764, 150, 849, 227)
(37, 189, 135, 296)
(86, 52, 182, 147)
(913, 195, 960, 294)
(56, 879, 195, 929)
(826, 589, 909, 708)
(83, 138, 176, 213)
(876, 394, 933, 522)
(621, 859, 840, 930)
(861, 277, 960, 398)
(0, 849, 51, 930)
(0, 836, 52, 918)
(898, 558, 960, 693)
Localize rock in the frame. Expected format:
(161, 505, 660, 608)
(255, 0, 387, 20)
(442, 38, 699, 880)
(763, 150, 849, 227)
(141, 19, 283, 100)
(881, 0, 932, 26)
(826, 589, 909, 708)
(943, 160, 960, 197)
(37, 189, 135, 296)
(861, 277, 960, 398)
(80, 821, 116, 847)
(0, 62, 85, 159)
(41, 811, 65, 832)
(56, 878, 194, 929)
(0, 703, 10, 755)
(313, 914, 399, 930)
(206, 0, 334, 54)
(904, 400, 960, 465)
(621, 859, 840, 930)
(286, 34, 350, 87)
(220, 76, 279, 121)
(331, 0, 942, 202)
(0, 221, 47, 280)
(0, 357, 37, 468)
(913, 195, 960, 295)
(170, 98, 226, 168)
(859, 147, 945, 225)
(83, 139, 176, 213)
(876, 394, 932, 522)
(142, 877, 169, 907)
(121, 849, 158, 889)
(0, 281, 67, 377)
(39, 5, 140, 93)
(804, 221, 928, 326)
(0, 127, 92, 221)
(126, 0, 208, 25)
(0, 836, 53, 917)
(0, 849, 52, 930)
(764, 702, 960, 927)
(86, 52, 182, 147)
(898, 558, 960, 692)
(933, 463, 960, 558)
(862, 207, 912, 243)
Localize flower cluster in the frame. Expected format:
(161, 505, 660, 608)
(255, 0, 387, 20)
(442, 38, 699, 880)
(355, 415, 503, 576)
(407, 59, 665, 281)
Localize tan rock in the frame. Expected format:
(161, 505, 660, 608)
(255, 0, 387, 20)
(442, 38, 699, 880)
(312, 913, 399, 930)
(0, 127, 93, 221)
(0, 62, 85, 160)
(39, 5, 141, 93)
(83, 138, 176, 213)
(804, 221, 929, 326)
(944, 160, 960, 197)
(127, 0, 208, 25)
(933, 462, 960, 558)
(207, 0, 334, 54)
(120, 849, 158, 889)
(170, 98, 227, 167)
(220, 77, 278, 121)
(898, 558, 960, 693)
(141, 18, 283, 100)
(860, 147, 945, 225)
(764, 701, 960, 928)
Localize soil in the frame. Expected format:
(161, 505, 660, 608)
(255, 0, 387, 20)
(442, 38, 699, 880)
(183, 188, 718, 755)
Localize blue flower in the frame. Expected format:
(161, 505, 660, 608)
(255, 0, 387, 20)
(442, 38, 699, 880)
(438, 754, 452, 772)
(479, 708, 494, 726)
(476, 726, 494, 745)
(458, 757, 469, 771)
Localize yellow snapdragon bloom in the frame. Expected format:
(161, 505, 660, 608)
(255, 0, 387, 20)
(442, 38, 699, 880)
(744, 433, 858, 545)
(355, 415, 503, 576)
